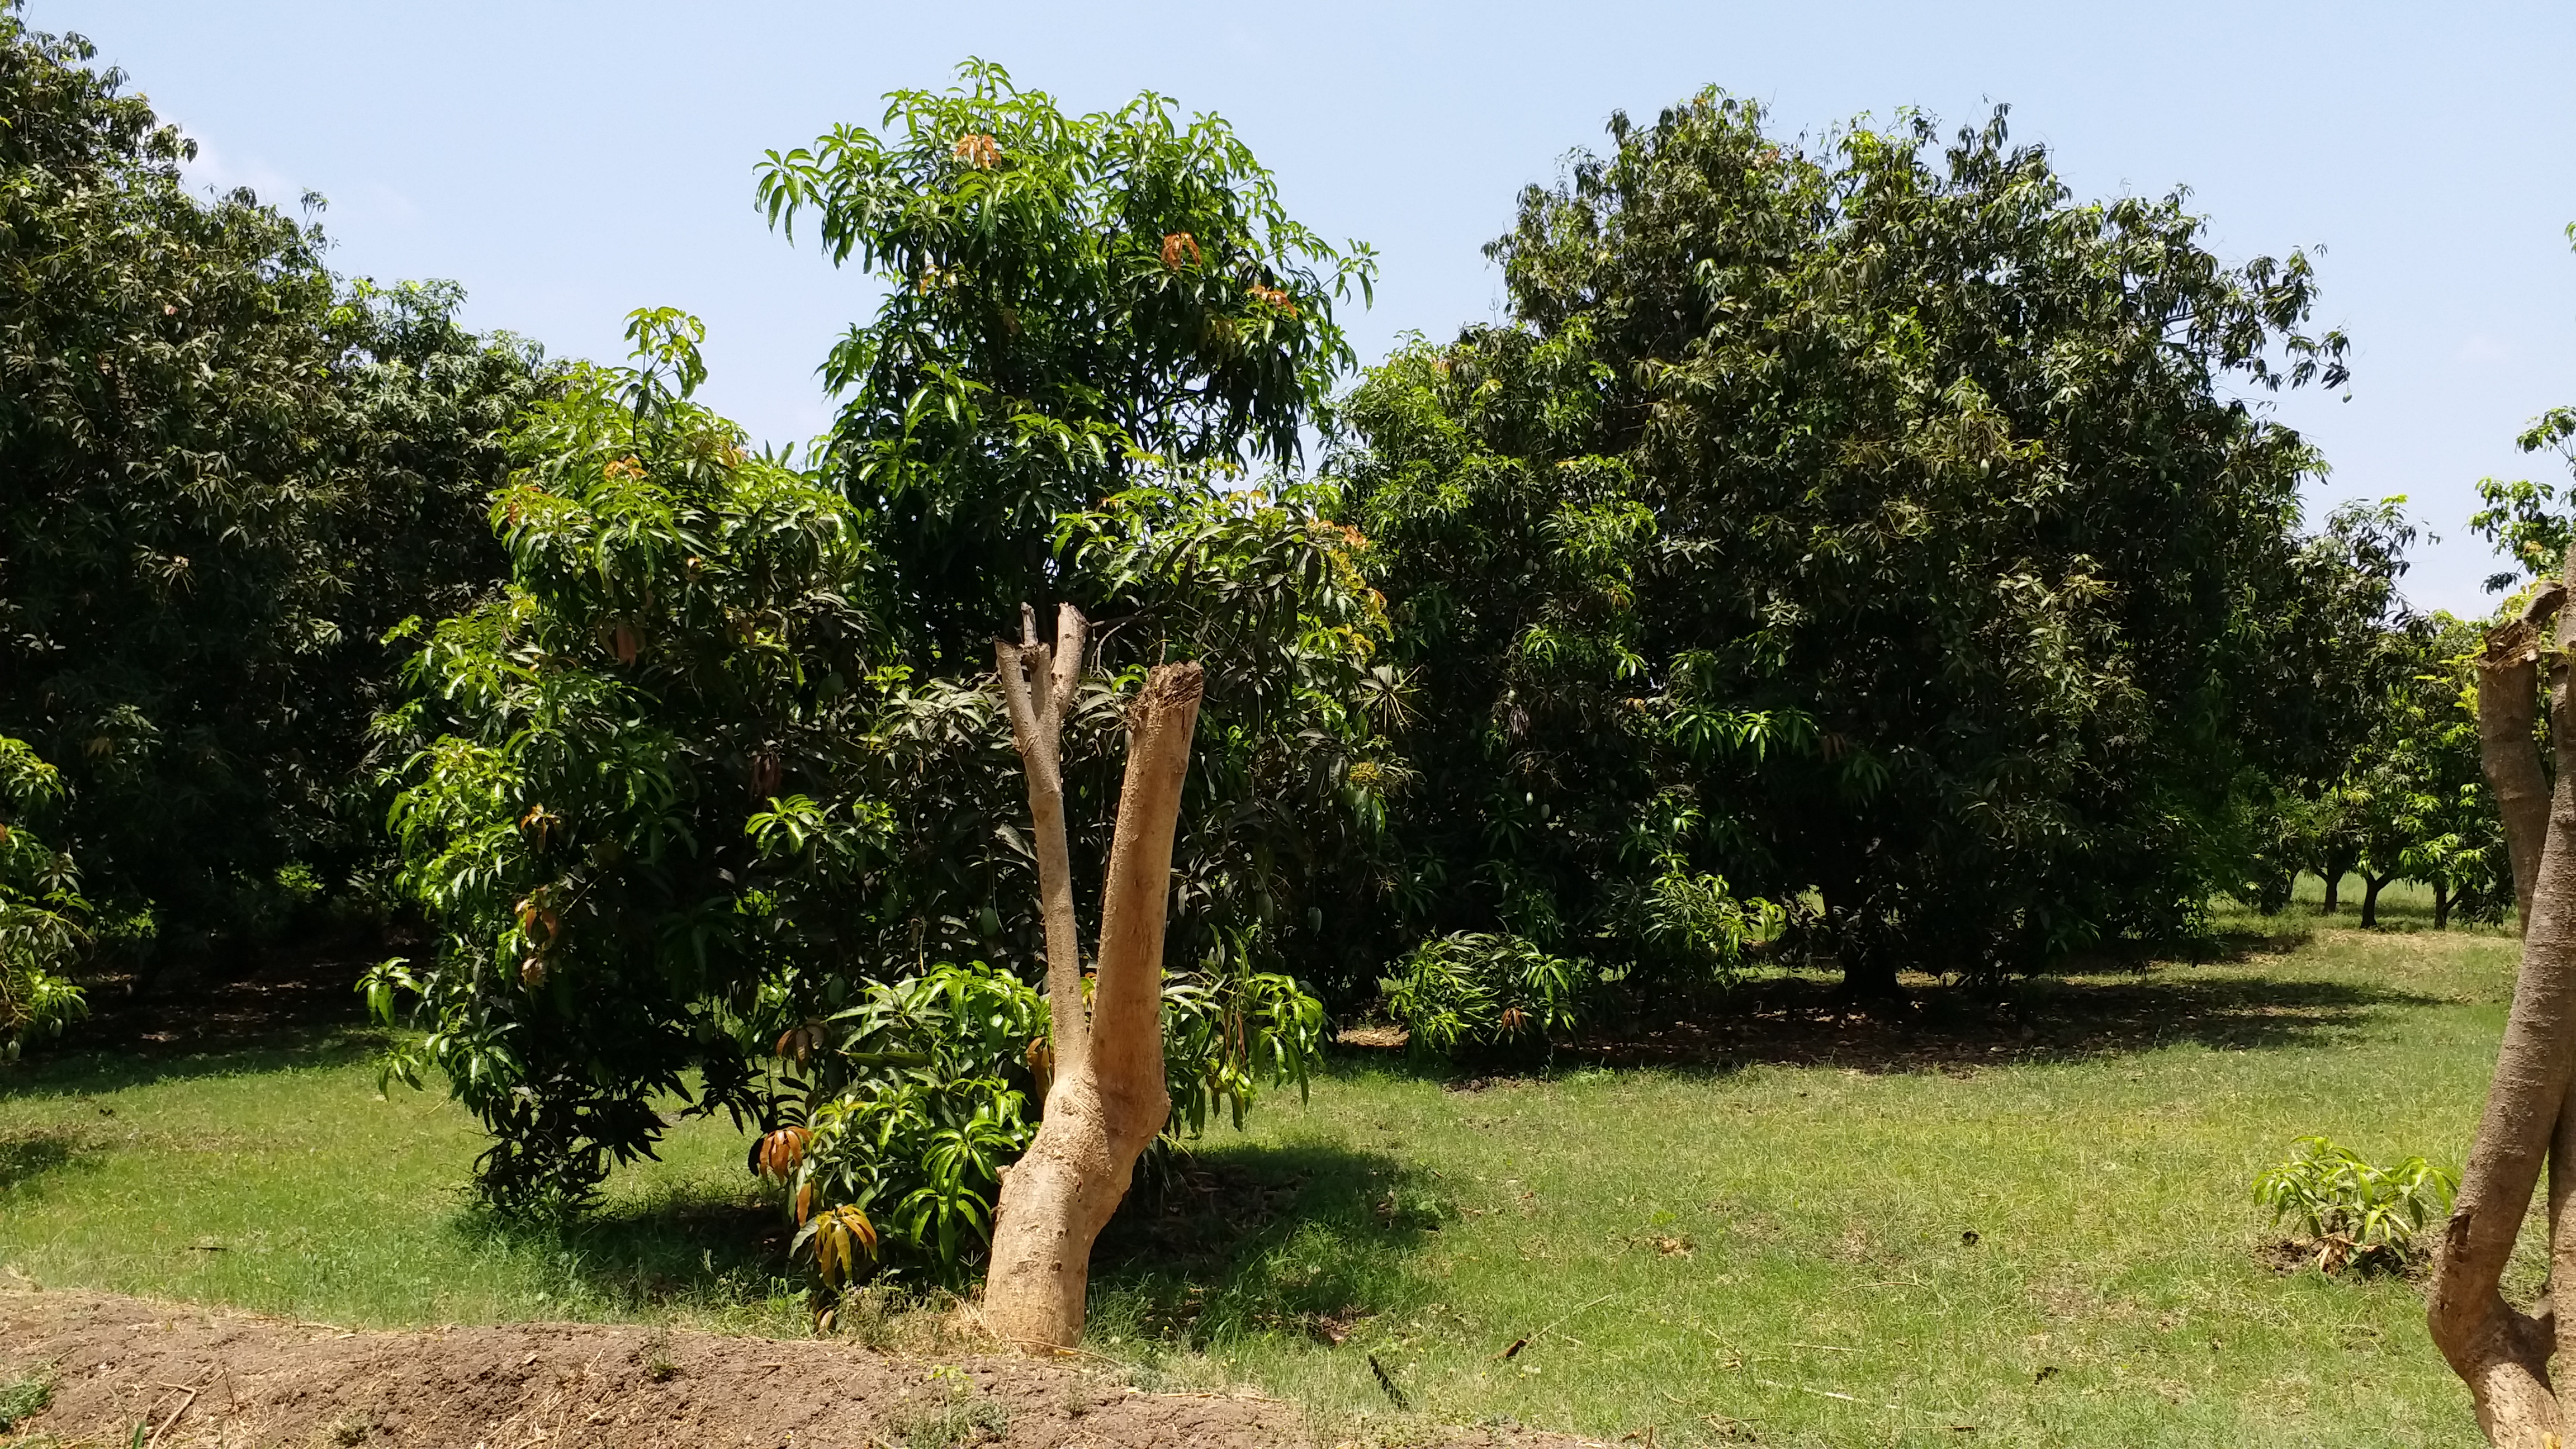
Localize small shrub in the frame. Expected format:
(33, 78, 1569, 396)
(770, 960, 1325, 1286)
(1380, 932, 1585, 1056)
(884, 1372, 1008, 1449)
(1623, 861, 1779, 988)
(2252, 1134, 2457, 1274)
(783, 962, 1044, 1281)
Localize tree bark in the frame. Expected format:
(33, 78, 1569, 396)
(984, 618, 1203, 1354)
(2361, 873, 2393, 929)
(2321, 854, 2355, 915)
(2432, 578, 2576, 1446)
(2437, 878, 2454, 931)
(2480, 583, 2566, 937)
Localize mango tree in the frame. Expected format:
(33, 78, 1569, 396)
(0, 9, 548, 949)
(1333, 93, 2365, 992)
(984, 604, 1202, 1348)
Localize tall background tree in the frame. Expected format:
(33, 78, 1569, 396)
(1333, 93, 2365, 993)
(759, 61, 1407, 1003)
(0, 8, 549, 958)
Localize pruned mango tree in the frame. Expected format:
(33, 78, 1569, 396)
(371, 318, 1344, 1278)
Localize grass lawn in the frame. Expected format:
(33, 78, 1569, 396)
(0, 889, 2530, 1447)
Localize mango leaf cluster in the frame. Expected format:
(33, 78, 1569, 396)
(756, 59, 1376, 665)
(757, 959, 1320, 1282)
(373, 315, 896, 1212)
(0, 736, 86, 1059)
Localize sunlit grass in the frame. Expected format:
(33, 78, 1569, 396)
(0, 898, 2525, 1446)
(0, 1031, 808, 1335)
(1087, 911, 2516, 1447)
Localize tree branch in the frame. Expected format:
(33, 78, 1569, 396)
(996, 603, 1091, 1075)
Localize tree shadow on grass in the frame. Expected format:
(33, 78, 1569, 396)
(449, 1187, 804, 1319)
(0, 1127, 91, 1195)
(0, 1024, 391, 1102)
(1346, 965, 2443, 1083)
(1086, 1140, 1442, 1349)
(6, 937, 394, 1101)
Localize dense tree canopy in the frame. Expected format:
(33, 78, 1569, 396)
(0, 10, 548, 950)
(1333, 94, 2366, 989)
(757, 60, 1376, 666)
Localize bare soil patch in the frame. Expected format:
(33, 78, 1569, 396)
(0, 1287, 1585, 1448)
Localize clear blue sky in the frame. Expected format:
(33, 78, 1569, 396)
(46, 1, 2576, 615)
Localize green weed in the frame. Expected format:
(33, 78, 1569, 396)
(0, 1363, 54, 1431)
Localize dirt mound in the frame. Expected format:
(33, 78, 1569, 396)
(0, 1287, 1581, 1448)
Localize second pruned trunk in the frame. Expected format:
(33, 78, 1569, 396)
(2478, 582, 2565, 936)
(982, 604, 1205, 1353)
(2432, 571, 2576, 1446)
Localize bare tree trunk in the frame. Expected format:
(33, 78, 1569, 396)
(2437, 878, 2454, 931)
(2362, 873, 2393, 929)
(2432, 578, 2576, 1445)
(2322, 857, 2354, 915)
(984, 610, 1203, 1354)
(2480, 583, 2566, 937)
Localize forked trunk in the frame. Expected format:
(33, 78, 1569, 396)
(983, 605, 1203, 1353)
(2479, 583, 2566, 936)
(2361, 873, 2392, 929)
(2432, 571, 2576, 1445)
(2321, 861, 2350, 915)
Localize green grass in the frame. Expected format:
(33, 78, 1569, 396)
(0, 908, 2531, 1447)
(0, 1030, 811, 1335)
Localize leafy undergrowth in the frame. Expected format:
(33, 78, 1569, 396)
(0, 895, 2525, 1447)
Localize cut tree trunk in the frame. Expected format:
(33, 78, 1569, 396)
(2431, 572, 2576, 1446)
(2479, 581, 2566, 937)
(983, 605, 1204, 1353)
